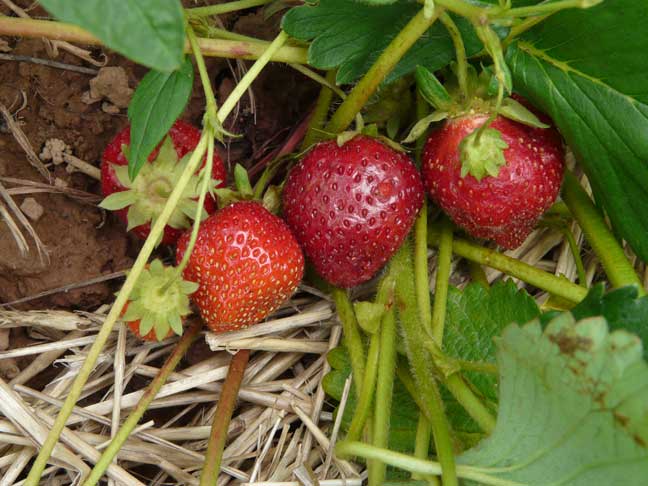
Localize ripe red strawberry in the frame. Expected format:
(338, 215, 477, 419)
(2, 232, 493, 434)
(422, 108, 564, 249)
(282, 135, 424, 288)
(100, 120, 227, 245)
(176, 201, 304, 333)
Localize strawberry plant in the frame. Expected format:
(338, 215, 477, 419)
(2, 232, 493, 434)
(1, 0, 647, 485)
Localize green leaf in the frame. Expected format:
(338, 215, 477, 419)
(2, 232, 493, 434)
(127, 56, 194, 180)
(401, 110, 447, 144)
(39, 0, 185, 71)
(415, 65, 452, 110)
(353, 301, 385, 334)
(506, 0, 648, 262)
(282, 0, 486, 84)
(458, 313, 648, 485)
(569, 284, 648, 360)
(444, 281, 540, 400)
(498, 97, 549, 128)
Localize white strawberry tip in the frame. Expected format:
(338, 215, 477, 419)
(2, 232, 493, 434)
(120, 259, 199, 340)
(99, 136, 220, 235)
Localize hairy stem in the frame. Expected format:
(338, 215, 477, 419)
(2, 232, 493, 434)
(346, 332, 380, 443)
(562, 172, 644, 294)
(83, 320, 203, 485)
(439, 13, 469, 101)
(187, 26, 219, 123)
(301, 70, 337, 149)
(431, 219, 453, 344)
(25, 135, 210, 486)
(428, 230, 588, 303)
(187, 0, 272, 17)
(325, 8, 441, 134)
(332, 288, 365, 396)
(468, 260, 490, 287)
(0, 18, 307, 64)
(414, 202, 433, 334)
(413, 416, 438, 485)
(393, 242, 458, 486)
(369, 306, 397, 486)
(199, 349, 251, 486)
(445, 374, 496, 433)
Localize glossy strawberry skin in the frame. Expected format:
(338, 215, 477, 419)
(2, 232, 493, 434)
(176, 201, 304, 333)
(422, 113, 564, 249)
(101, 120, 227, 245)
(282, 136, 424, 288)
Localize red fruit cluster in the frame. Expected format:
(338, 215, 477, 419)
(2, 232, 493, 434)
(282, 136, 424, 287)
(422, 113, 564, 249)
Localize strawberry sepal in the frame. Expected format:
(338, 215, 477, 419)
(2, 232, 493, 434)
(459, 126, 509, 181)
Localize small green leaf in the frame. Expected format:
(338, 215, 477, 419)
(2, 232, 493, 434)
(39, 0, 185, 71)
(98, 190, 137, 211)
(498, 97, 549, 128)
(353, 301, 385, 334)
(128, 56, 194, 180)
(415, 66, 451, 110)
(458, 313, 648, 485)
(444, 281, 540, 401)
(458, 127, 509, 181)
(401, 111, 447, 144)
(234, 164, 254, 197)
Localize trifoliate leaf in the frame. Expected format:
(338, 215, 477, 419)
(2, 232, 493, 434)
(444, 281, 540, 401)
(458, 127, 509, 181)
(458, 313, 648, 485)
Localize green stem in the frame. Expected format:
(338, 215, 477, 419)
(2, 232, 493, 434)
(431, 219, 453, 344)
(504, 0, 600, 19)
(413, 416, 438, 485)
(468, 261, 489, 287)
(562, 172, 644, 294)
(332, 288, 365, 396)
(217, 31, 288, 124)
(445, 374, 496, 434)
(504, 14, 549, 46)
(187, 26, 219, 125)
(433, 0, 485, 19)
(346, 332, 380, 443)
(560, 224, 587, 286)
(428, 230, 588, 303)
(196, 25, 259, 43)
(457, 359, 498, 375)
(0, 18, 308, 64)
(325, 8, 441, 134)
(393, 242, 458, 486)
(414, 201, 433, 333)
(439, 13, 469, 101)
(83, 320, 203, 486)
(24, 135, 210, 486)
(199, 349, 251, 486)
(369, 305, 397, 486)
(336, 442, 522, 486)
(301, 70, 337, 149)
(186, 0, 273, 17)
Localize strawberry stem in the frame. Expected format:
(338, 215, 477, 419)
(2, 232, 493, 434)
(332, 288, 366, 396)
(439, 13, 469, 102)
(199, 349, 251, 486)
(24, 134, 210, 486)
(562, 171, 645, 294)
(83, 319, 203, 486)
(412, 416, 437, 484)
(444, 374, 496, 433)
(428, 230, 589, 303)
(186, 0, 272, 18)
(414, 201, 433, 333)
(187, 26, 219, 128)
(301, 70, 337, 149)
(325, 8, 442, 134)
(392, 241, 458, 486)
(430, 219, 453, 343)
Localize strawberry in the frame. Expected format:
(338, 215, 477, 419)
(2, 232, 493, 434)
(119, 259, 197, 341)
(282, 135, 424, 288)
(175, 201, 304, 333)
(422, 106, 564, 249)
(100, 120, 227, 245)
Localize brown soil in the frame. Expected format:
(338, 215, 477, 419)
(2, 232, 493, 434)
(0, 6, 317, 310)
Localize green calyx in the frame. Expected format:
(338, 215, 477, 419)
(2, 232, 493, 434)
(459, 126, 509, 181)
(99, 136, 220, 237)
(120, 259, 199, 340)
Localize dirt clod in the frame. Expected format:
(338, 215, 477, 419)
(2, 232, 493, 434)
(20, 197, 43, 221)
(88, 66, 133, 108)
